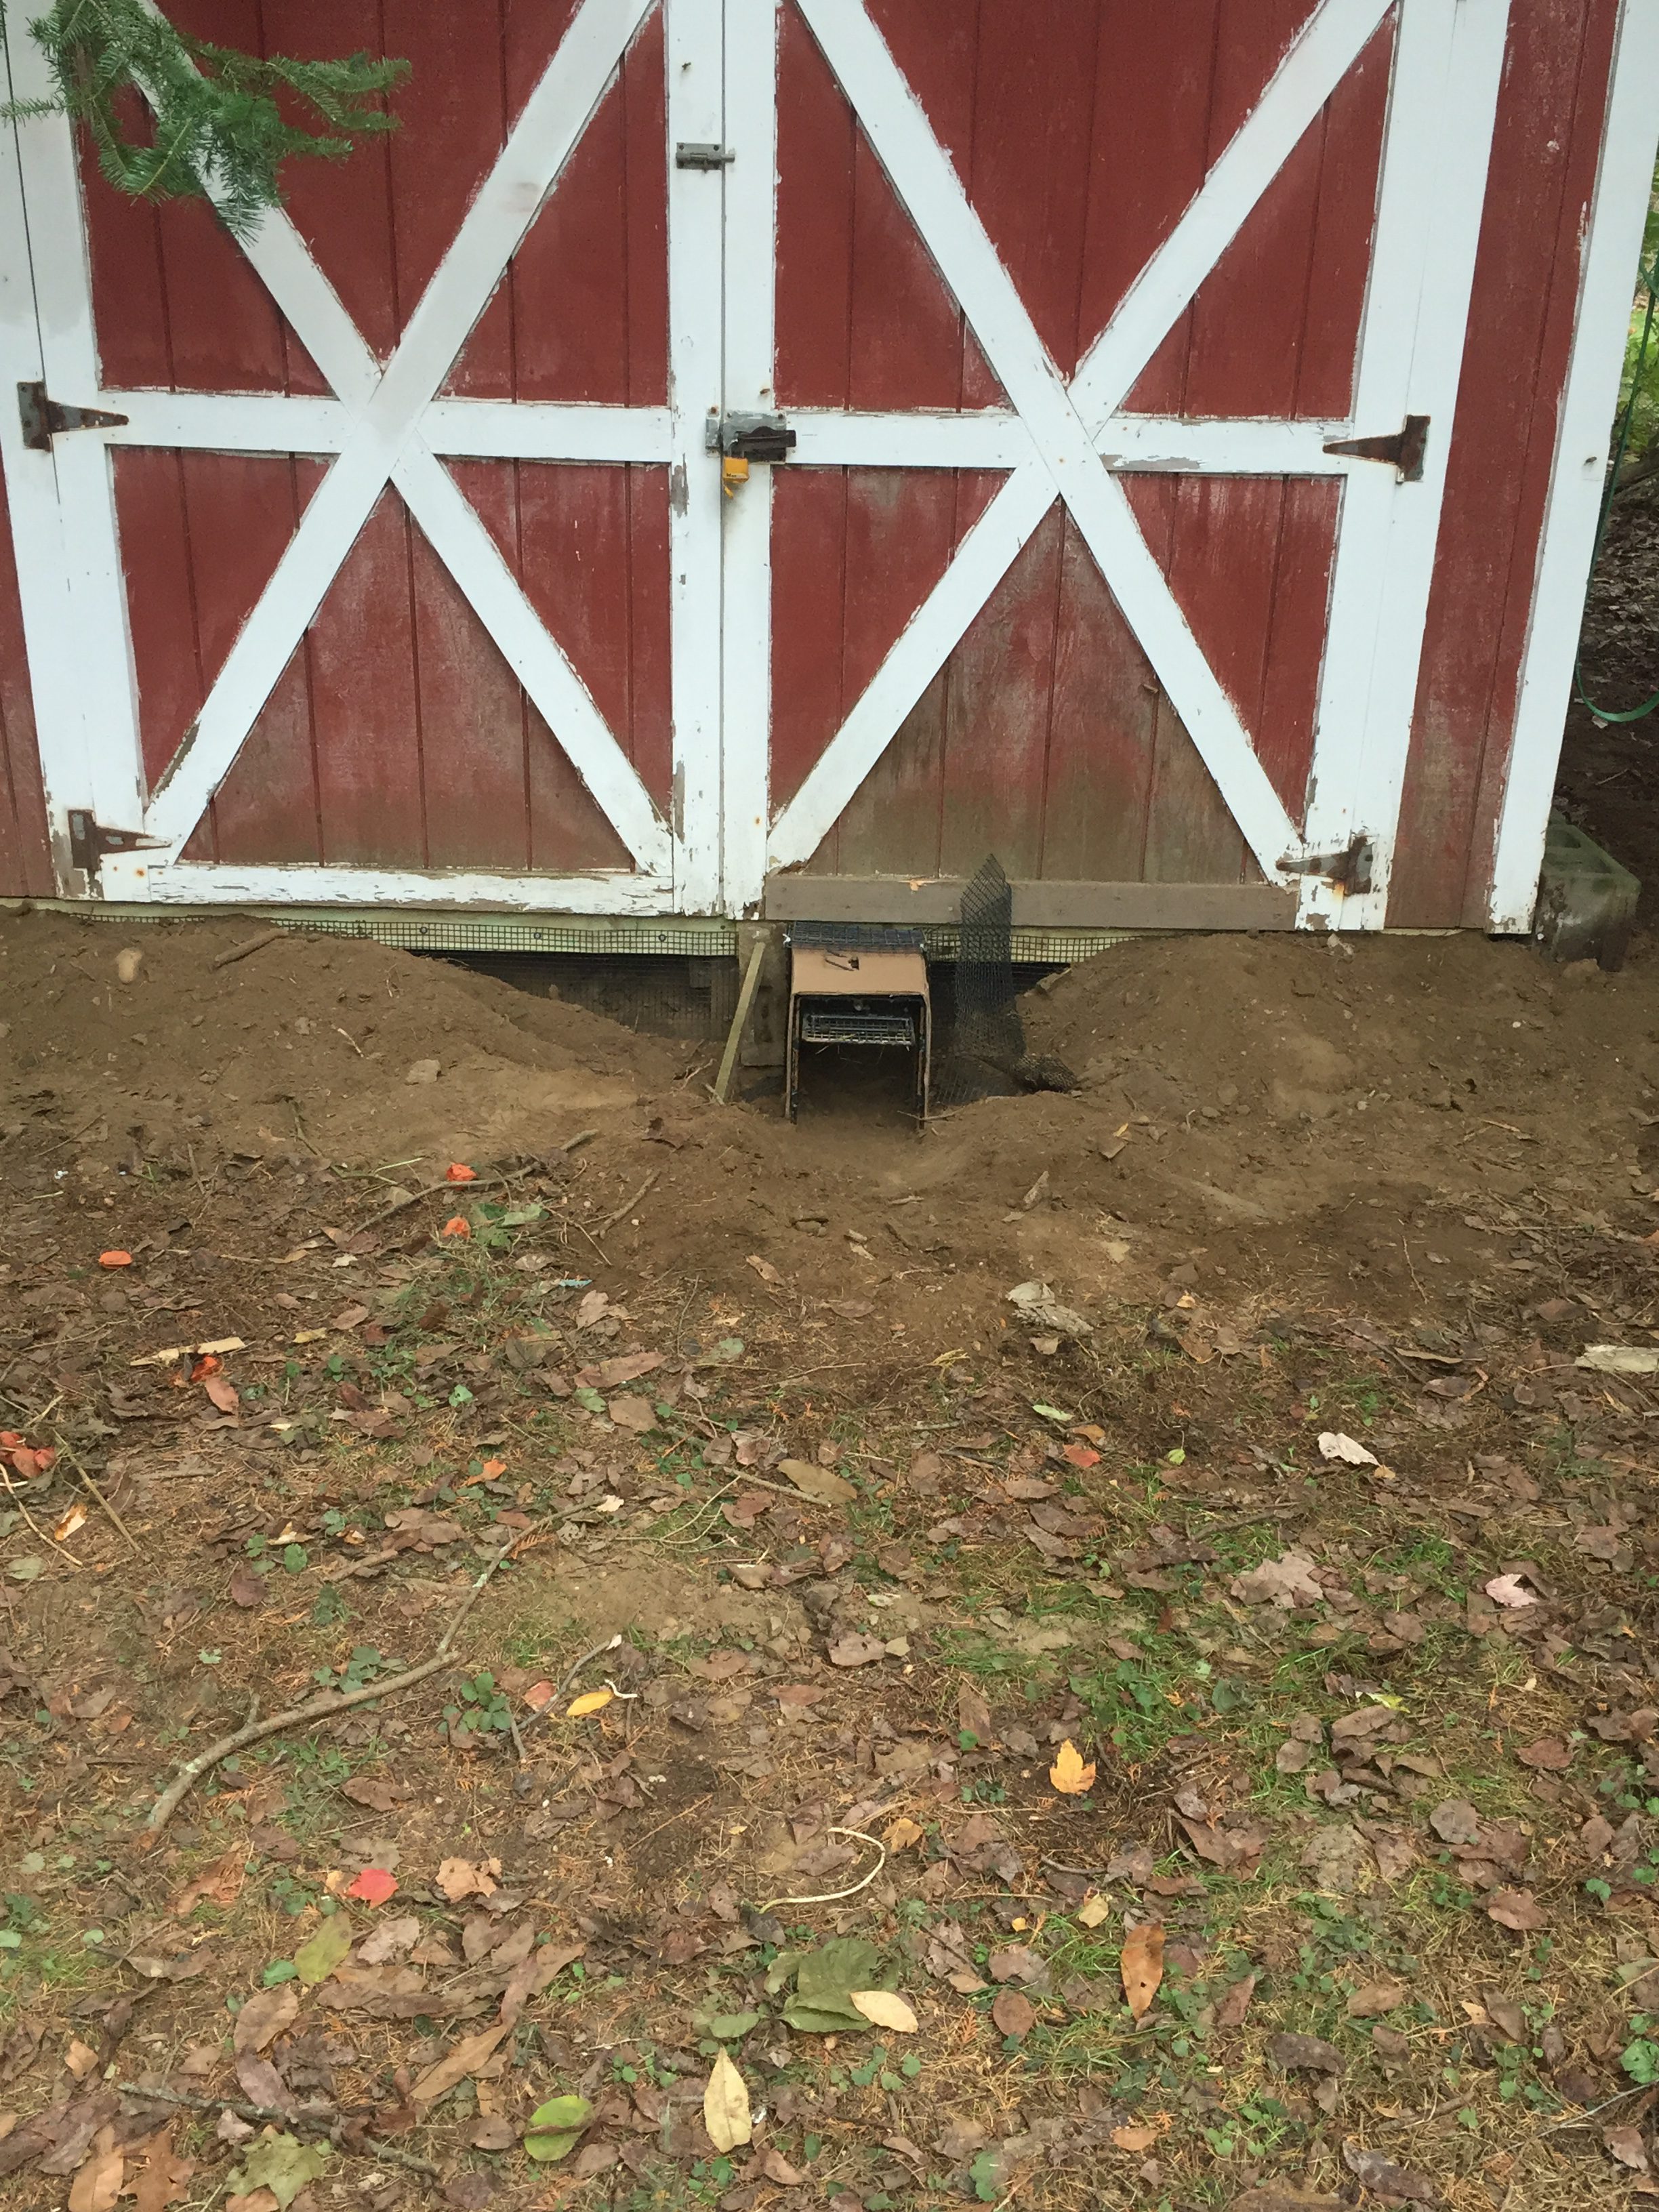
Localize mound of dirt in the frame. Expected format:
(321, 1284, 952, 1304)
(1021, 926, 1646, 1158)
(0, 912, 692, 1164)
(5, 909, 1658, 1338)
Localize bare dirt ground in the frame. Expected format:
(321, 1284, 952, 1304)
(9, 520, 1659, 2212)
(3, 901, 1659, 2212)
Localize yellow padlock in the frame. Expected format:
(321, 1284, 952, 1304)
(721, 455, 750, 497)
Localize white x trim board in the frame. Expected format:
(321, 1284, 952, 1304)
(0, 0, 1511, 922)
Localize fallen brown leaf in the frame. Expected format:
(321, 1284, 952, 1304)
(1487, 1887, 1548, 1932)
(67, 2133, 122, 2212)
(990, 1988, 1036, 2040)
(1341, 2139, 1440, 2203)
(410, 2022, 510, 2106)
(231, 1984, 298, 2056)
(1345, 1979, 1407, 2020)
(1120, 1921, 1164, 2020)
(128, 2124, 193, 2212)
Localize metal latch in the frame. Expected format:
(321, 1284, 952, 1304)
(675, 142, 733, 169)
(705, 412, 796, 464)
(1321, 413, 1429, 482)
(66, 811, 157, 876)
(18, 381, 129, 453)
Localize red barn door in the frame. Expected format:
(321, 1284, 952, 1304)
(2, 0, 1513, 926)
(746, 0, 1513, 930)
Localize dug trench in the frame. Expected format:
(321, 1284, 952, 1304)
(3, 908, 1659, 2210)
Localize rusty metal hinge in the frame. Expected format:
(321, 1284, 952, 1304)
(1285, 835, 1374, 896)
(66, 811, 157, 876)
(17, 381, 129, 453)
(1321, 413, 1429, 482)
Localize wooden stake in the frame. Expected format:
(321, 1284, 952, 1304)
(713, 939, 768, 1106)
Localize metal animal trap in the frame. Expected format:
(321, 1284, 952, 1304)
(785, 922, 931, 1124)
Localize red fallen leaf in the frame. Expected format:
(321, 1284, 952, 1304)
(479, 1457, 507, 1479)
(346, 1866, 398, 1904)
(441, 1216, 471, 1239)
(445, 1163, 477, 1183)
(190, 1353, 222, 1380)
(1061, 1441, 1101, 1469)
(523, 1680, 556, 1712)
(203, 1374, 240, 1414)
(98, 1250, 133, 1269)
(0, 1431, 19, 1446)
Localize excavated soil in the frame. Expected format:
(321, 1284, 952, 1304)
(3, 909, 1656, 1344)
(7, 906, 1659, 2212)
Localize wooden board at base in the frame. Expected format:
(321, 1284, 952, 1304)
(0, 462, 52, 897)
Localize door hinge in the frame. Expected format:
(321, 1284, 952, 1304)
(675, 141, 733, 169)
(66, 810, 157, 876)
(18, 380, 129, 453)
(1321, 413, 1429, 482)
(1284, 834, 1374, 897)
(705, 411, 796, 464)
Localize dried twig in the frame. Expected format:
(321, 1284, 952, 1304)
(357, 1170, 516, 1231)
(121, 2085, 440, 2177)
(558, 1631, 625, 1700)
(598, 1169, 660, 1238)
(144, 1536, 525, 1835)
(321, 1541, 403, 1583)
(52, 1433, 142, 1555)
(7, 1486, 84, 1572)
(760, 1826, 887, 1914)
(211, 926, 286, 968)
(520, 1631, 626, 1740)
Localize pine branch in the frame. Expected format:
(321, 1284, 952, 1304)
(0, 0, 409, 239)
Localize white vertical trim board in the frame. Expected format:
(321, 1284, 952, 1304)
(718, 0, 780, 914)
(1, 19, 144, 861)
(1489, 0, 1659, 933)
(1298, 0, 1511, 931)
(665, 0, 728, 912)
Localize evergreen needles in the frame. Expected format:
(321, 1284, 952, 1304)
(1, 0, 408, 238)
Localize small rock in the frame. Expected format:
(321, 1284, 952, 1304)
(405, 1058, 441, 1084)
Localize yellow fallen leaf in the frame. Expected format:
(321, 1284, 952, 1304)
(566, 1687, 614, 1719)
(54, 1502, 88, 1543)
(882, 1816, 924, 1852)
(1076, 1894, 1111, 1929)
(1049, 1738, 1097, 1795)
(703, 2047, 752, 2151)
(1111, 2124, 1160, 2154)
(848, 1990, 918, 2033)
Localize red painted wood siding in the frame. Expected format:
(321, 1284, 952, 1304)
(773, 0, 1389, 886)
(0, 464, 53, 898)
(81, 0, 670, 874)
(1391, 0, 1621, 927)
